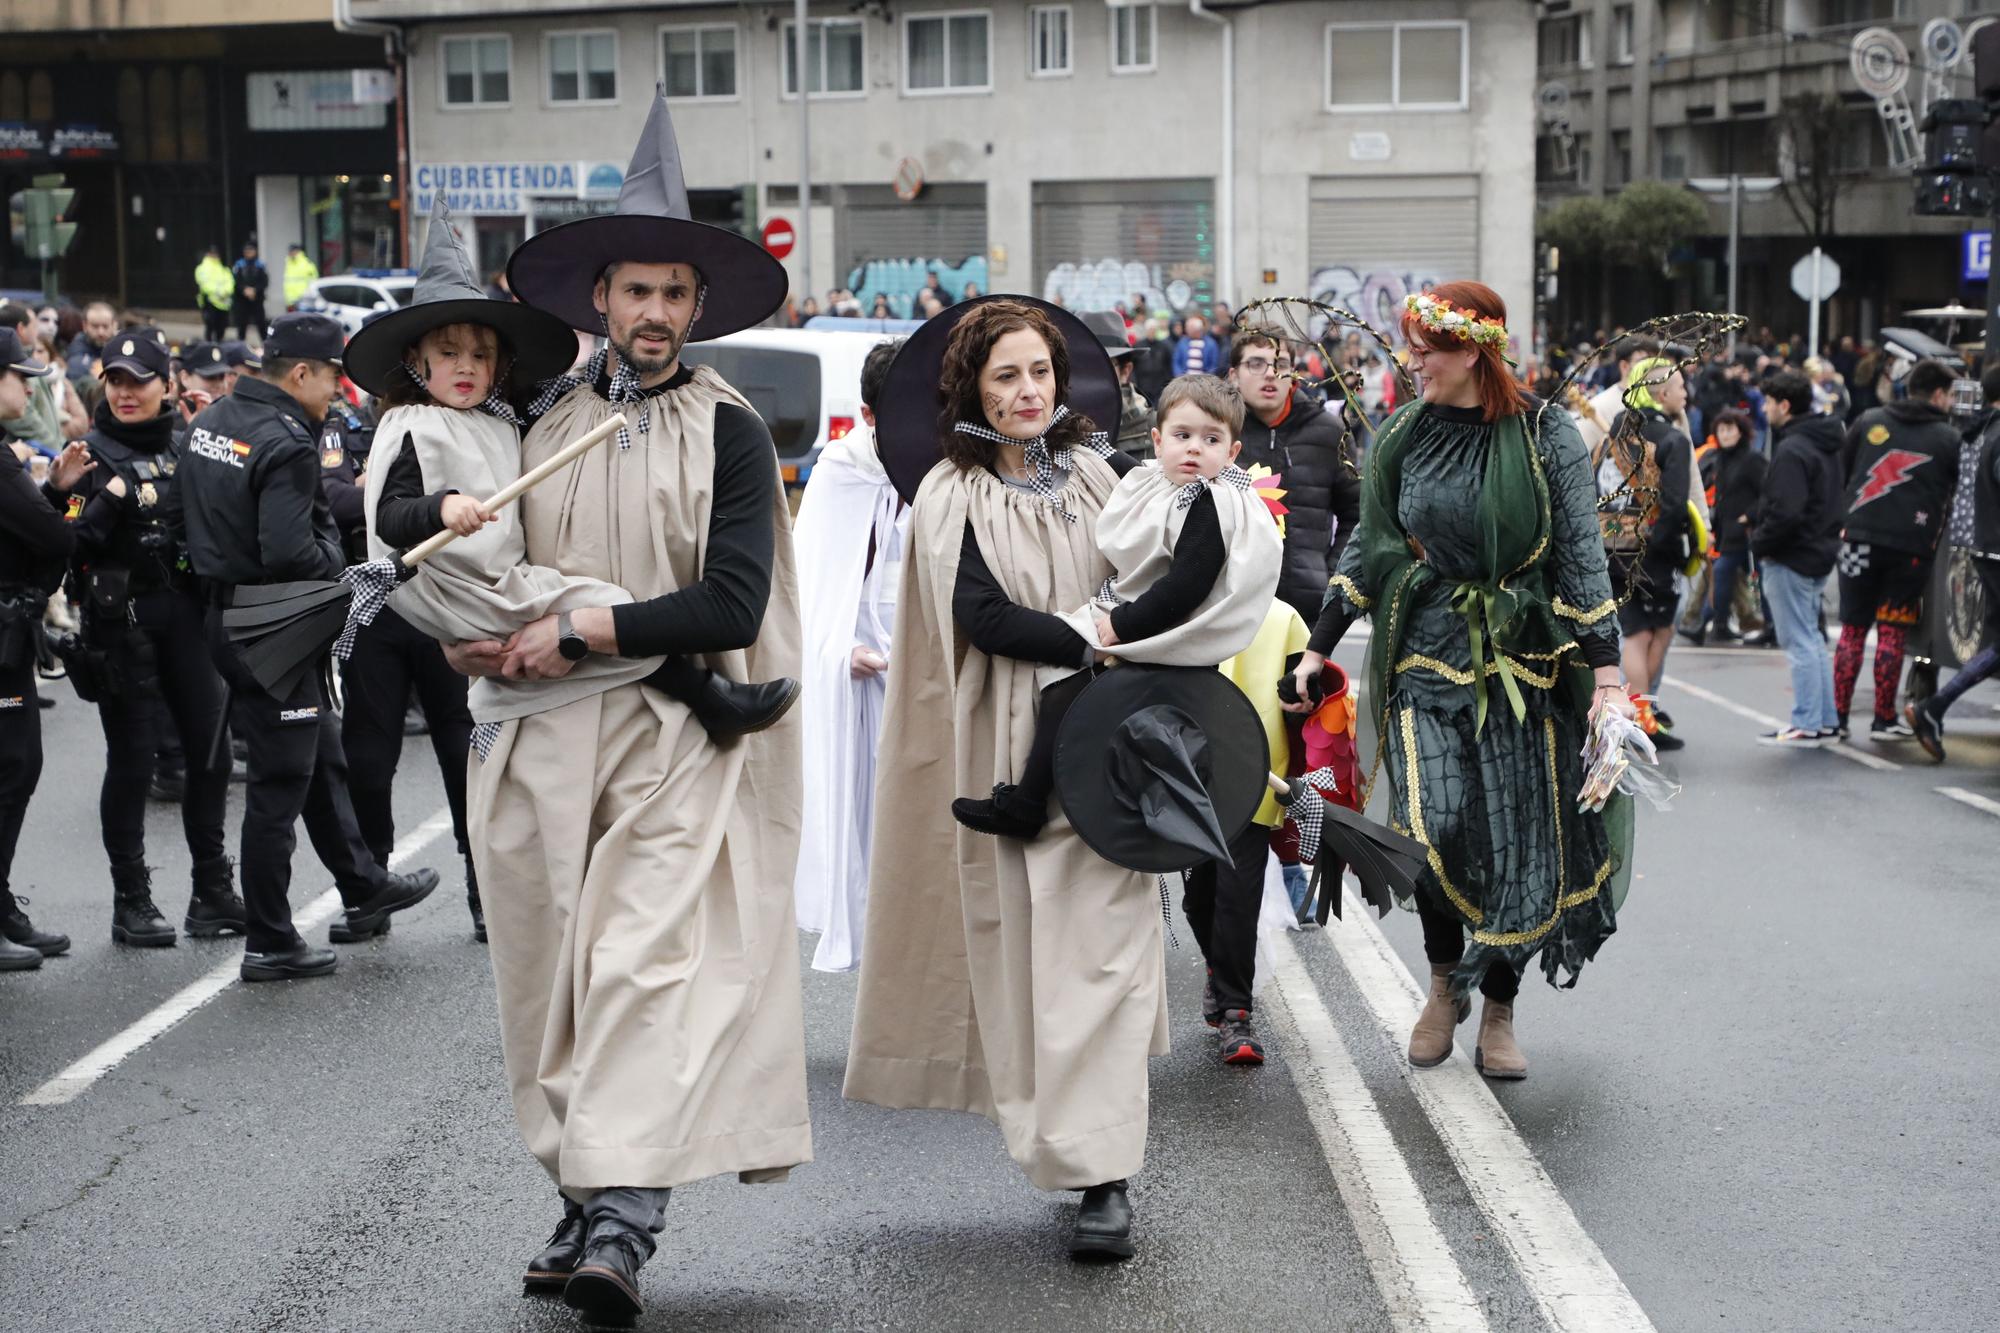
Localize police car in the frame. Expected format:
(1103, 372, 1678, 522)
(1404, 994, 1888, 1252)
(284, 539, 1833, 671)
(293, 270, 418, 337)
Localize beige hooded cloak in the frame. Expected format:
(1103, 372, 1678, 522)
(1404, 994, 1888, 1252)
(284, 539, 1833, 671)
(843, 451, 1168, 1192)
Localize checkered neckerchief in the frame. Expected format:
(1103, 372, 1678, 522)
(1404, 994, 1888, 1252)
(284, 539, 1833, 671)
(952, 404, 1112, 522)
(526, 344, 647, 449)
(398, 361, 524, 428)
(1175, 462, 1254, 510)
(471, 723, 502, 761)
(332, 559, 400, 659)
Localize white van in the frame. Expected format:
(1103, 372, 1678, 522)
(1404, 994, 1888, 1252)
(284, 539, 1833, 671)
(681, 327, 900, 487)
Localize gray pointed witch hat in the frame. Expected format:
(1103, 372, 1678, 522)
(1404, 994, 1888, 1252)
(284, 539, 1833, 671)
(505, 89, 788, 340)
(343, 196, 580, 396)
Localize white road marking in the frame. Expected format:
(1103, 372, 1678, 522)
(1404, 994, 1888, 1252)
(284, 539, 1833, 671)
(1663, 677, 1901, 772)
(1265, 933, 1492, 1331)
(1322, 886, 1658, 1333)
(19, 810, 453, 1108)
(1936, 786, 2000, 820)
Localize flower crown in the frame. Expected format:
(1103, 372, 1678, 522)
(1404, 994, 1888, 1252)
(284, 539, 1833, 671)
(1404, 292, 1509, 352)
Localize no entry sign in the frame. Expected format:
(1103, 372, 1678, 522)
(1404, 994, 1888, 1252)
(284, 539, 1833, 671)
(762, 216, 796, 260)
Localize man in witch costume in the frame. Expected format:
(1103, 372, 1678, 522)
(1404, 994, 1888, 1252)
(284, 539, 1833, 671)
(441, 94, 810, 1326)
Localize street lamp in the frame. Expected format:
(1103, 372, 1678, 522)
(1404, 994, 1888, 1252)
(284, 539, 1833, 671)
(1688, 175, 1782, 349)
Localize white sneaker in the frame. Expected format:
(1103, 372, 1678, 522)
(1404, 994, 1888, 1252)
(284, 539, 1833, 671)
(1757, 727, 1828, 748)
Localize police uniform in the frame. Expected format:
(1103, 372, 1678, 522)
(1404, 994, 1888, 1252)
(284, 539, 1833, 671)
(319, 396, 485, 940)
(175, 313, 437, 981)
(0, 329, 73, 969)
(55, 328, 243, 946)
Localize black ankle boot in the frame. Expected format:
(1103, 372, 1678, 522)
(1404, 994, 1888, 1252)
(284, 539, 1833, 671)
(689, 674, 800, 740)
(184, 857, 247, 938)
(951, 783, 1048, 840)
(0, 934, 43, 970)
(1, 896, 68, 957)
(110, 865, 176, 947)
(523, 1200, 586, 1294)
(466, 857, 486, 944)
(564, 1230, 648, 1325)
(1070, 1179, 1134, 1259)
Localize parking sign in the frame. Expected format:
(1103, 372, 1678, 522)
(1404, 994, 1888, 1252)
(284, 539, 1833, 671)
(1963, 230, 1991, 283)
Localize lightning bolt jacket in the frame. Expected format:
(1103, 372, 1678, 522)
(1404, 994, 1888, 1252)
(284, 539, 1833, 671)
(1838, 400, 1962, 557)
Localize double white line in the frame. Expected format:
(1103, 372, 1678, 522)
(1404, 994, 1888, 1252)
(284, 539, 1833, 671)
(1267, 892, 1655, 1332)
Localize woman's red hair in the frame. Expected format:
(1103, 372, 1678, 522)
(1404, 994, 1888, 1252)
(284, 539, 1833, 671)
(1399, 280, 1528, 423)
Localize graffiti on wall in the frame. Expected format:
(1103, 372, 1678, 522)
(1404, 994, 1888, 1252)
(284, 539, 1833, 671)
(1308, 266, 1445, 346)
(1041, 259, 1215, 315)
(847, 257, 989, 318)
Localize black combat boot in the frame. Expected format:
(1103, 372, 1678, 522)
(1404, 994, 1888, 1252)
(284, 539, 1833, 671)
(184, 857, 248, 938)
(523, 1199, 586, 1294)
(688, 673, 801, 740)
(328, 868, 440, 943)
(564, 1230, 648, 1326)
(466, 857, 486, 944)
(1069, 1180, 1135, 1260)
(1, 895, 69, 957)
(110, 864, 177, 948)
(0, 934, 42, 971)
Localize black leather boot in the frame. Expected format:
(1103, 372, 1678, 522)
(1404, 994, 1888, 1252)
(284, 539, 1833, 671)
(466, 857, 486, 944)
(564, 1231, 648, 1326)
(1, 896, 69, 956)
(110, 864, 176, 948)
(951, 783, 1048, 840)
(328, 868, 439, 943)
(240, 940, 338, 982)
(523, 1200, 586, 1294)
(688, 673, 800, 740)
(184, 857, 247, 939)
(1070, 1180, 1135, 1260)
(0, 934, 42, 971)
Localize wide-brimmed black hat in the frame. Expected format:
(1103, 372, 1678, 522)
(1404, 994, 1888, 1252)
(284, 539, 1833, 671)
(345, 198, 579, 397)
(876, 294, 1122, 504)
(1054, 666, 1268, 875)
(507, 89, 786, 342)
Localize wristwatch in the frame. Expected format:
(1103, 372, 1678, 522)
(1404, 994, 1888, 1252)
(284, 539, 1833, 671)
(557, 610, 589, 662)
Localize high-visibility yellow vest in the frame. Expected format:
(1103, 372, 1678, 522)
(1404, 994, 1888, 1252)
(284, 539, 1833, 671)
(195, 257, 235, 312)
(284, 253, 320, 305)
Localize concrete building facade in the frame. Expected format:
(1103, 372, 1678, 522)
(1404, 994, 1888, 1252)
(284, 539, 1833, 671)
(357, 0, 1537, 341)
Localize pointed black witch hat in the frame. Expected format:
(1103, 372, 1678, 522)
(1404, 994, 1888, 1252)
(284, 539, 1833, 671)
(343, 196, 579, 397)
(506, 89, 788, 341)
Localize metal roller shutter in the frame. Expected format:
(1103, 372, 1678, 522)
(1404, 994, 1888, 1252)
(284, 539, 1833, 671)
(1033, 178, 1215, 315)
(832, 182, 988, 282)
(1306, 176, 1479, 329)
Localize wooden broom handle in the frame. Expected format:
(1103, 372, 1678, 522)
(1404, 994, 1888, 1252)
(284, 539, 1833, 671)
(399, 413, 628, 568)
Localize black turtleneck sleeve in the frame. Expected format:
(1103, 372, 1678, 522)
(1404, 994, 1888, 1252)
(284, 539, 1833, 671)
(1109, 488, 1224, 643)
(952, 521, 1094, 667)
(373, 433, 452, 549)
(609, 402, 777, 656)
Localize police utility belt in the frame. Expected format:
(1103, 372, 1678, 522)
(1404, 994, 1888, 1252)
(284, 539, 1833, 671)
(0, 586, 46, 675)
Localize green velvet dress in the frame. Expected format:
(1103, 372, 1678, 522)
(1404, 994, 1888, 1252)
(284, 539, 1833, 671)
(1317, 402, 1624, 993)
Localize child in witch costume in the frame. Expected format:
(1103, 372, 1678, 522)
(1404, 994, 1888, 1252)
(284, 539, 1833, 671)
(342, 200, 797, 740)
(952, 374, 1282, 839)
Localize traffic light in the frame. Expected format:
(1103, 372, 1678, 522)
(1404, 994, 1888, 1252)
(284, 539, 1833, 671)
(1915, 100, 1989, 218)
(12, 174, 77, 303)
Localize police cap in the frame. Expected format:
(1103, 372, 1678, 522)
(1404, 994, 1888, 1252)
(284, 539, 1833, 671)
(0, 328, 53, 379)
(261, 313, 345, 366)
(223, 339, 261, 371)
(99, 327, 173, 382)
(182, 340, 231, 379)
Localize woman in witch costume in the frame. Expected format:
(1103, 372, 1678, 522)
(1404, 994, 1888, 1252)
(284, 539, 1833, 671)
(845, 297, 1167, 1259)
(1287, 281, 1636, 1081)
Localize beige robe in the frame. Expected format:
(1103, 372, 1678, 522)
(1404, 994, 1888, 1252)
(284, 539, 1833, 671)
(467, 368, 811, 1194)
(843, 452, 1169, 1192)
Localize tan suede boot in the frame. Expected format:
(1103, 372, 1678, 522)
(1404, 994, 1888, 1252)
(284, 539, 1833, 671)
(1407, 964, 1469, 1068)
(1474, 998, 1528, 1080)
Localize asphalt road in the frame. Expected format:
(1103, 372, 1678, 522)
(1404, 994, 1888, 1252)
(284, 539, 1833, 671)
(2, 638, 1996, 1332)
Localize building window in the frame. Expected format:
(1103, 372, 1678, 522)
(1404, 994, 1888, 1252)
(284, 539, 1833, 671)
(661, 25, 737, 100)
(1030, 5, 1072, 77)
(1610, 5, 1635, 65)
(905, 11, 992, 95)
(1656, 125, 1689, 179)
(1537, 13, 1591, 69)
(1111, 3, 1157, 74)
(1326, 22, 1468, 112)
(782, 18, 867, 98)
(1609, 129, 1633, 186)
(547, 31, 618, 105)
(442, 34, 511, 107)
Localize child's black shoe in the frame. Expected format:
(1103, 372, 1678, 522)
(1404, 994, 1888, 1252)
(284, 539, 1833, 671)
(951, 783, 1048, 840)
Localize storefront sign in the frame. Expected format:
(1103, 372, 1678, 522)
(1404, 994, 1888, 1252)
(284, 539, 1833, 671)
(529, 196, 618, 231)
(416, 162, 623, 216)
(1963, 230, 1990, 284)
(0, 123, 120, 162)
(247, 71, 391, 131)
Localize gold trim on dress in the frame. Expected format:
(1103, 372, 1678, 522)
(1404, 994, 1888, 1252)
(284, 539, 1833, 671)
(1393, 643, 1573, 690)
(1471, 857, 1612, 947)
(1331, 573, 1373, 610)
(1399, 705, 1484, 925)
(1554, 596, 1617, 625)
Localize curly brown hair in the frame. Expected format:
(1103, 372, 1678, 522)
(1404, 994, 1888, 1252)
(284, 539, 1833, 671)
(936, 299, 1096, 471)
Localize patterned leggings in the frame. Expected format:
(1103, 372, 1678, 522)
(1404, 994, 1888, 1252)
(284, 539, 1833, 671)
(1833, 623, 1908, 725)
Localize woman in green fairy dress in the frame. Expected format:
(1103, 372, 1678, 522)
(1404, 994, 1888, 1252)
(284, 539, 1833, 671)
(1286, 281, 1635, 1081)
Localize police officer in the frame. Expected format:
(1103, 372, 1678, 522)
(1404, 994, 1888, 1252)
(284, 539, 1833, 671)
(0, 329, 80, 971)
(49, 327, 243, 945)
(176, 340, 233, 427)
(176, 312, 438, 982)
(321, 376, 485, 941)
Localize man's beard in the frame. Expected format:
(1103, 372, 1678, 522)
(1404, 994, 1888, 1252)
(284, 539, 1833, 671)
(611, 320, 684, 377)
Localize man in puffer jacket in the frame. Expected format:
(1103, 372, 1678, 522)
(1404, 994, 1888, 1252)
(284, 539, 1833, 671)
(1751, 370, 1848, 746)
